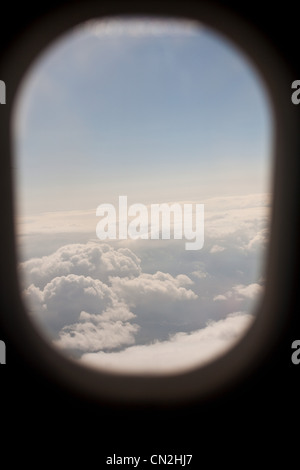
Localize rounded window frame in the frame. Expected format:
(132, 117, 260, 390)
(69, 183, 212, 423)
(0, 0, 297, 405)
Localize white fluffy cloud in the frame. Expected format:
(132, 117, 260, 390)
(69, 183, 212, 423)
(22, 243, 199, 353)
(233, 283, 263, 299)
(55, 310, 139, 351)
(213, 294, 227, 301)
(245, 228, 269, 252)
(204, 193, 270, 245)
(20, 243, 141, 288)
(81, 312, 254, 373)
(110, 272, 197, 307)
(213, 283, 263, 302)
(190, 270, 207, 279)
(19, 192, 269, 372)
(23, 273, 134, 333)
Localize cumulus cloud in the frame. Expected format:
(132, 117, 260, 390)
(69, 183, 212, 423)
(246, 227, 269, 252)
(22, 243, 199, 352)
(110, 272, 197, 307)
(233, 283, 263, 299)
(213, 282, 263, 303)
(20, 242, 141, 288)
(81, 312, 254, 374)
(55, 310, 139, 352)
(213, 294, 227, 301)
(19, 192, 269, 371)
(23, 273, 135, 334)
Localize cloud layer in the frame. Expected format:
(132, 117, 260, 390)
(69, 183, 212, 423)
(81, 312, 253, 374)
(19, 193, 268, 373)
(22, 243, 199, 357)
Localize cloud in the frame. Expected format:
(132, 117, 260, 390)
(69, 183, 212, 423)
(19, 192, 269, 370)
(55, 310, 139, 352)
(20, 242, 141, 288)
(190, 270, 207, 279)
(22, 244, 199, 350)
(203, 193, 271, 243)
(17, 193, 271, 258)
(16, 209, 96, 235)
(81, 312, 254, 374)
(233, 283, 263, 299)
(213, 282, 263, 303)
(210, 245, 226, 254)
(245, 228, 269, 252)
(110, 271, 197, 307)
(213, 294, 227, 301)
(24, 273, 134, 333)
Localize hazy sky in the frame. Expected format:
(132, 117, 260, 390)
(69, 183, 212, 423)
(13, 17, 272, 374)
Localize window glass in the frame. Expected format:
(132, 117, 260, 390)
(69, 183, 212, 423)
(13, 17, 272, 374)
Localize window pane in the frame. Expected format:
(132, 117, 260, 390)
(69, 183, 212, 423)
(13, 17, 272, 374)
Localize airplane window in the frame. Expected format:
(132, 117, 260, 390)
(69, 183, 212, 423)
(13, 17, 272, 375)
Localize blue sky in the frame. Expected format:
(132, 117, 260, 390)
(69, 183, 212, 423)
(14, 17, 272, 215)
(14, 18, 273, 373)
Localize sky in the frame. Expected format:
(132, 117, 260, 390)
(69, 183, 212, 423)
(13, 17, 272, 374)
